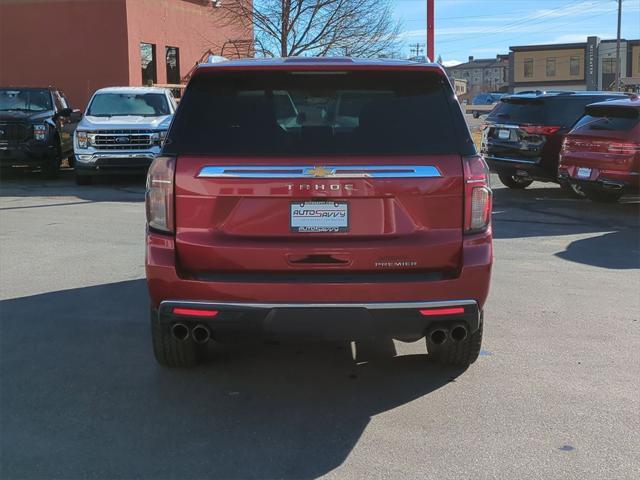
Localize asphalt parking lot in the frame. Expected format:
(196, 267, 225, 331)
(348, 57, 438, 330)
(1, 170, 639, 480)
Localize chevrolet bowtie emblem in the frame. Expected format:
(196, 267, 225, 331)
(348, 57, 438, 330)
(306, 166, 334, 177)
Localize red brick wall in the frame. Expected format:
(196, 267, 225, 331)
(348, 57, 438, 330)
(124, 0, 253, 86)
(0, 0, 130, 109)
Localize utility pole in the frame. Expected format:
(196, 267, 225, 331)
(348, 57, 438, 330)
(427, 0, 435, 62)
(615, 0, 622, 91)
(410, 43, 424, 58)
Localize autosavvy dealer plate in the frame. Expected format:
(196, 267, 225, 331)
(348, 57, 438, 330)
(290, 201, 348, 233)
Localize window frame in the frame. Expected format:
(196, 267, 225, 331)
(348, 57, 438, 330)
(140, 42, 158, 85)
(546, 57, 556, 77)
(523, 58, 534, 78)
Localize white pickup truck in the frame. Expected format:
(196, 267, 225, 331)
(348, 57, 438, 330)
(73, 87, 176, 185)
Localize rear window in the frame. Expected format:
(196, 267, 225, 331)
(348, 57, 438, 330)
(488, 95, 627, 127)
(165, 71, 464, 156)
(488, 98, 545, 124)
(573, 105, 639, 132)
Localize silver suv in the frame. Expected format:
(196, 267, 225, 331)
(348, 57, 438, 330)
(73, 87, 175, 185)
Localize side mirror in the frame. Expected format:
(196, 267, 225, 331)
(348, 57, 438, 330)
(70, 109, 83, 122)
(57, 107, 73, 117)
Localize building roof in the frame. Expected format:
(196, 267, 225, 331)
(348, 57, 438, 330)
(446, 57, 507, 70)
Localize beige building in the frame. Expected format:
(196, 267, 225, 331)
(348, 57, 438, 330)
(509, 37, 640, 93)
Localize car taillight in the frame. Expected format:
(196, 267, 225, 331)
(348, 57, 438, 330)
(146, 156, 175, 233)
(521, 125, 561, 135)
(463, 155, 492, 234)
(608, 142, 640, 154)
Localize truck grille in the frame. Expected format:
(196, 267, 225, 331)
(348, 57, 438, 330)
(0, 123, 31, 145)
(90, 129, 156, 150)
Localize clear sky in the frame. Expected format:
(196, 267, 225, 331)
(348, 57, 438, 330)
(394, 0, 640, 64)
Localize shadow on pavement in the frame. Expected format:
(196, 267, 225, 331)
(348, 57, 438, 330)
(0, 169, 145, 204)
(492, 185, 640, 269)
(1, 280, 459, 479)
(556, 229, 640, 269)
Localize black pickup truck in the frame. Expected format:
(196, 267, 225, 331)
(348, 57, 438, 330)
(0, 87, 81, 178)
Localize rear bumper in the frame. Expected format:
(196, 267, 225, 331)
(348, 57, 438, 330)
(484, 155, 555, 181)
(157, 299, 481, 340)
(146, 230, 492, 338)
(558, 169, 640, 192)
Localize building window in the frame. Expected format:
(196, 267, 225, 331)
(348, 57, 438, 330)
(570, 56, 580, 76)
(546, 57, 556, 77)
(524, 58, 533, 78)
(602, 57, 617, 74)
(140, 43, 157, 85)
(165, 46, 180, 85)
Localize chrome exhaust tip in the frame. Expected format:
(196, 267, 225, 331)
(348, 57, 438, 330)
(192, 324, 211, 344)
(171, 323, 190, 341)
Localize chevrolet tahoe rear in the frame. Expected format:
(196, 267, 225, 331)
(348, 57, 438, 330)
(145, 58, 493, 369)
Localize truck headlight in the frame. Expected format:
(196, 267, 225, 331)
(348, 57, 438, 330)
(77, 131, 88, 149)
(152, 130, 168, 146)
(34, 124, 47, 141)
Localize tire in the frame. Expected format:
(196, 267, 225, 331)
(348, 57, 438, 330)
(560, 182, 587, 199)
(150, 308, 200, 368)
(587, 189, 623, 203)
(41, 142, 62, 179)
(498, 173, 533, 189)
(427, 318, 483, 367)
(75, 174, 93, 185)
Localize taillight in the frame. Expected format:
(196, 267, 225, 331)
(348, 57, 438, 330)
(146, 156, 175, 233)
(608, 142, 640, 154)
(521, 125, 561, 135)
(463, 155, 492, 234)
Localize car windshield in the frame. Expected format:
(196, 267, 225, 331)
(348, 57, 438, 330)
(165, 71, 461, 156)
(87, 93, 170, 117)
(0, 88, 52, 112)
(488, 98, 545, 123)
(573, 105, 639, 132)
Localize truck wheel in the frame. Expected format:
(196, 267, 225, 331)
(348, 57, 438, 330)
(498, 173, 533, 189)
(41, 143, 62, 179)
(150, 308, 200, 368)
(75, 174, 93, 186)
(427, 317, 483, 367)
(587, 189, 623, 203)
(560, 182, 586, 199)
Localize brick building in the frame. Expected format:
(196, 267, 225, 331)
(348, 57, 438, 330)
(0, 0, 252, 108)
(445, 55, 509, 98)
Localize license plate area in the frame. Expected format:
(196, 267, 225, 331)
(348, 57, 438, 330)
(498, 128, 511, 140)
(290, 201, 349, 233)
(576, 167, 592, 179)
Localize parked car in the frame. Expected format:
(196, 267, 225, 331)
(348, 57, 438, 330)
(73, 87, 176, 185)
(0, 87, 80, 178)
(559, 97, 639, 203)
(145, 57, 493, 369)
(481, 91, 629, 195)
(469, 93, 504, 118)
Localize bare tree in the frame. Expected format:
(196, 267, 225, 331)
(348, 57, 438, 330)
(217, 0, 401, 58)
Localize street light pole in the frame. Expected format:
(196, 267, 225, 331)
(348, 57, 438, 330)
(615, 0, 622, 91)
(427, 0, 434, 62)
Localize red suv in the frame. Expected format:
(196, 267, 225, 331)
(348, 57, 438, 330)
(145, 58, 492, 368)
(559, 97, 640, 203)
